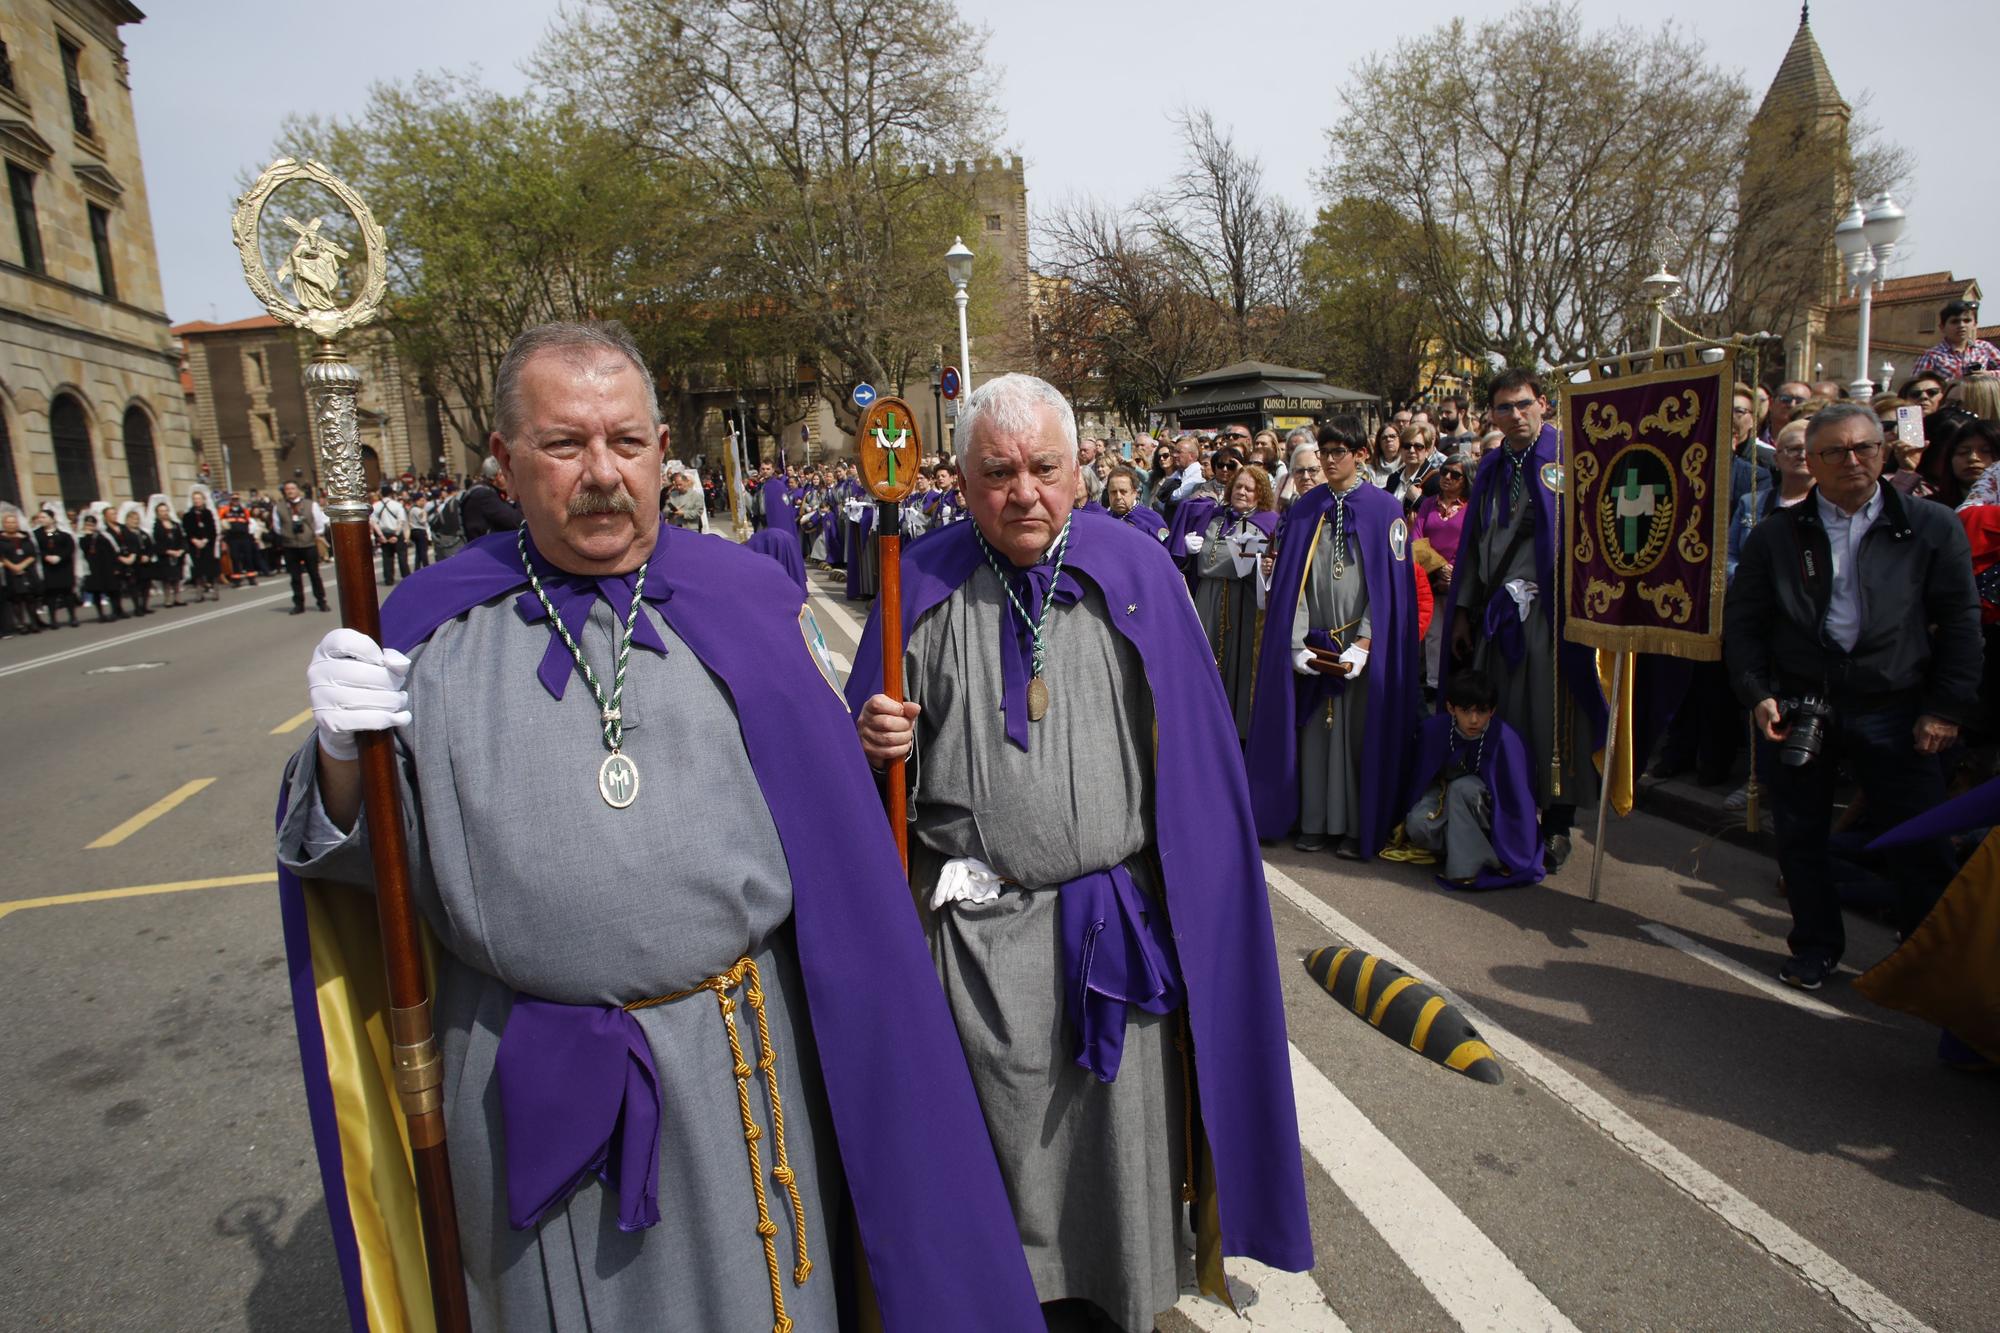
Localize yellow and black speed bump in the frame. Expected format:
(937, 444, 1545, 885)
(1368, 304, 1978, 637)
(1303, 945, 1504, 1085)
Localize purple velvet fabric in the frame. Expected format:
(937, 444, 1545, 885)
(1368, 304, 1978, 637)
(1403, 713, 1546, 890)
(762, 479, 800, 538)
(1438, 424, 1608, 746)
(286, 526, 1043, 1332)
(843, 510, 1315, 1273)
(745, 528, 808, 595)
(1868, 774, 2000, 850)
(1117, 504, 1169, 542)
(1061, 864, 1183, 1083)
(1244, 482, 1420, 856)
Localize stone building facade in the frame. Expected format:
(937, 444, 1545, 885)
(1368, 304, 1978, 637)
(0, 0, 193, 515)
(176, 315, 453, 494)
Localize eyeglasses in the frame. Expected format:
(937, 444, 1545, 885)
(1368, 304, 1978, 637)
(1910, 386, 1943, 399)
(1216, 458, 1242, 470)
(1223, 431, 1251, 441)
(1490, 399, 1538, 416)
(1321, 445, 1354, 460)
(1732, 406, 1754, 416)
(1811, 442, 1881, 463)
(1440, 469, 1465, 479)
(1294, 465, 1323, 478)
(1777, 447, 1809, 459)
(1775, 393, 1807, 405)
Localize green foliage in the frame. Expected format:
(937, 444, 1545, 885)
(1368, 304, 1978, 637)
(1297, 197, 1432, 406)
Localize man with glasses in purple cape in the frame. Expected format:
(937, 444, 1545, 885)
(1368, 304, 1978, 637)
(848, 374, 1312, 1333)
(1442, 368, 1607, 870)
(276, 321, 1038, 1333)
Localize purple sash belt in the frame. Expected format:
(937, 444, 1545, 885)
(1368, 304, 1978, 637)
(1482, 588, 1526, 668)
(496, 995, 662, 1233)
(1060, 865, 1183, 1083)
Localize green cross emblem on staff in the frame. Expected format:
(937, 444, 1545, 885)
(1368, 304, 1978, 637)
(1612, 464, 1661, 558)
(872, 409, 910, 486)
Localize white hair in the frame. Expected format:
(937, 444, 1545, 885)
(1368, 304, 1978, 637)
(1288, 442, 1320, 471)
(954, 372, 1079, 471)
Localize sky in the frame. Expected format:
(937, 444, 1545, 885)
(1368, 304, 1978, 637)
(132, 0, 2000, 329)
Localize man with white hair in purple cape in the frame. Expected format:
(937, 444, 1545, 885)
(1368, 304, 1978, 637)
(275, 320, 1039, 1333)
(848, 373, 1313, 1332)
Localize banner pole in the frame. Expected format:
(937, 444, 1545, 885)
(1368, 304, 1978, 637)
(1588, 649, 1624, 903)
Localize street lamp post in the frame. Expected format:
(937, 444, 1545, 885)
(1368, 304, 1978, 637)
(930, 358, 943, 459)
(946, 237, 974, 394)
(1834, 193, 1907, 400)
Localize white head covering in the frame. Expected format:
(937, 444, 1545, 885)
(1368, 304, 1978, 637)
(38, 499, 73, 535)
(82, 500, 110, 529)
(116, 499, 145, 527)
(187, 482, 211, 510)
(0, 500, 23, 526)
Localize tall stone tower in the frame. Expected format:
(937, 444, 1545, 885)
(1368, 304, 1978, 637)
(1733, 5, 1852, 380)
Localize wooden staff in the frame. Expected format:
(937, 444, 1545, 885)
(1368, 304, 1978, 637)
(857, 397, 921, 870)
(235, 160, 470, 1333)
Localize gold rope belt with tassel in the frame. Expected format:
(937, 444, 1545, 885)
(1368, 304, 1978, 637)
(624, 956, 812, 1333)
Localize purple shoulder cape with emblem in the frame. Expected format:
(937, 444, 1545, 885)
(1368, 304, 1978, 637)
(1119, 504, 1169, 542)
(1403, 712, 1545, 889)
(1243, 482, 1419, 855)
(1438, 423, 1607, 744)
(762, 479, 800, 537)
(842, 510, 1315, 1273)
(274, 527, 1040, 1333)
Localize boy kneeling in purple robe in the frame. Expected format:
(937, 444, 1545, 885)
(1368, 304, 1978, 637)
(1387, 669, 1547, 889)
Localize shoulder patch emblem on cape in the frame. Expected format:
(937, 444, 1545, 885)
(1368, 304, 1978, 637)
(799, 605, 848, 709)
(1389, 517, 1409, 562)
(1541, 462, 1564, 493)
(1157, 526, 1170, 542)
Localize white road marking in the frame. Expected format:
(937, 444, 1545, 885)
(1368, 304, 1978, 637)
(808, 582, 867, 645)
(1175, 1260, 1352, 1331)
(1265, 863, 1936, 1333)
(1288, 1044, 1578, 1332)
(0, 589, 302, 678)
(1637, 923, 1850, 1020)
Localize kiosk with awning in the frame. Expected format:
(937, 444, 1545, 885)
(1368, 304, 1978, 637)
(1152, 361, 1378, 433)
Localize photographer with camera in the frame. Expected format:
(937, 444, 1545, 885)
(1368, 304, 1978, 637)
(1725, 402, 1984, 991)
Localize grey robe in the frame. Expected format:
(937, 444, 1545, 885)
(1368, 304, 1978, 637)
(1191, 512, 1264, 742)
(1453, 454, 1591, 808)
(278, 596, 839, 1333)
(903, 571, 1191, 1333)
(1291, 532, 1372, 840)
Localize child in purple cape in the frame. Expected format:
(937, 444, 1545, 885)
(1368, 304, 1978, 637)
(1387, 668, 1547, 889)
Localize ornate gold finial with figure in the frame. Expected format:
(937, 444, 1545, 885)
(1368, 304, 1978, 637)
(277, 215, 349, 312)
(231, 156, 385, 342)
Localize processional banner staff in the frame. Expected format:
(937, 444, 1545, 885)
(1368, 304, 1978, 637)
(855, 395, 921, 868)
(1553, 342, 1748, 903)
(234, 158, 472, 1333)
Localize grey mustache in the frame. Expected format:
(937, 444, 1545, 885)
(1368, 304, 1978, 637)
(568, 488, 637, 516)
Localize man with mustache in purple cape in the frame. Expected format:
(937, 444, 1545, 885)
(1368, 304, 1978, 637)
(1442, 369, 1608, 870)
(274, 322, 1038, 1333)
(847, 374, 1313, 1333)
(1245, 414, 1421, 859)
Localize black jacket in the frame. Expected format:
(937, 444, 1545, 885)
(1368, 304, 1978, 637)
(460, 483, 522, 540)
(1725, 482, 1983, 724)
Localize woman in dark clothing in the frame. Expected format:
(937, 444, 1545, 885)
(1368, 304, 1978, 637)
(0, 508, 43, 634)
(79, 513, 125, 620)
(151, 501, 188, 608)
(115, 507, 153, 616)
(33, 509, 78, 627)
(182, 487, 221, 601)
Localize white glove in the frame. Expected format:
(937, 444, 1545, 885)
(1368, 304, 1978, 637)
(1504, 578, 1538, 621)
(1338, 644, 1369, 679)
(1183, 534, 1206, 554)
(930, 856, 1007, 911)
(1293, 648, 1317, 676)
(308, 628, 411, 762)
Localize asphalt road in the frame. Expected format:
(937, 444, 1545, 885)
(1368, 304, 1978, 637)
(0, 553, 1992, 1332)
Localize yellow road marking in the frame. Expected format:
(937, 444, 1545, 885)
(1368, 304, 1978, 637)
(270, 708, 313, 736)
(0, 872, 275, 922)
(85, 778, 217, 849)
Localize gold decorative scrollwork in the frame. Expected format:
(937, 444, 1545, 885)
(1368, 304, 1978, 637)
(1677, 509, 1709, 564)
(1679, 443, 1709, 502)
(1571, 453, 1600, 565)
(231, 157, 387, 340)
(1583, 577, 1625, 616)
(1637, 578, 1694, 624)
(1640, 389, 1700, 439)
(1582, 402, 1633, 446)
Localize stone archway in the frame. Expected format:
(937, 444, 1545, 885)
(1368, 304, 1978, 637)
(124, 405, 160, 502)
(50, 393, 97, 510)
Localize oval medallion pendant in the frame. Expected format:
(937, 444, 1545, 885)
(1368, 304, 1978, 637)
(598, 751, 640, 808)
(1027, 675, 1050, 722)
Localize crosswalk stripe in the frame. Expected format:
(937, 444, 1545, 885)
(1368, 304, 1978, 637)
(1174, 1260, 1353, 1331)
(1265, 862, 1936, 1333)
(1637, 923, 1849, 1020)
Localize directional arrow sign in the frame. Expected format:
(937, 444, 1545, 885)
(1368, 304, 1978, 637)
(940, 366, 961, 400)
(852, 381, 877, 409)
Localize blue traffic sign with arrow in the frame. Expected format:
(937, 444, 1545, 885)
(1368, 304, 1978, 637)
(852, 382, 877, 408)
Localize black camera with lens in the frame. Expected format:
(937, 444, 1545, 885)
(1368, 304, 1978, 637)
(1778, 695, 1834, 767)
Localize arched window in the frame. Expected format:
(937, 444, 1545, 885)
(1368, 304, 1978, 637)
(360, 445, 381, 492)
(123, 405, 158, 501)
(49, 393, 96, 510)
(0, 405, 19, 509)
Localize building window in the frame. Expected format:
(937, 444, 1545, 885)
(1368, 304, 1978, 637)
(8, 163, 41, 273)
(49, 393, 96, 510)
(123, 406, 158, 501)
(59, 35, 93, 139)
(0, 405, 18, 509)
(985, 213, 1004, 233)
(89, 203, 116, 299)
(0, 40, 16, 94)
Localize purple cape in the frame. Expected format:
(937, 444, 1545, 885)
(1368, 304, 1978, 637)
(1244, 483, 1419, 855)
(842, 510, 1315, 1273)
(745, 527, 807, 594)
(762, 479, 800, 538)
(1117, 504, 1169, 542)
(1403, 713, 1545, 889)
(823, 486, 848, 566)
(1438, 424, 1607, 746)
(275, 526, 1041, 1332)
(1167, 493, 1218, 572)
